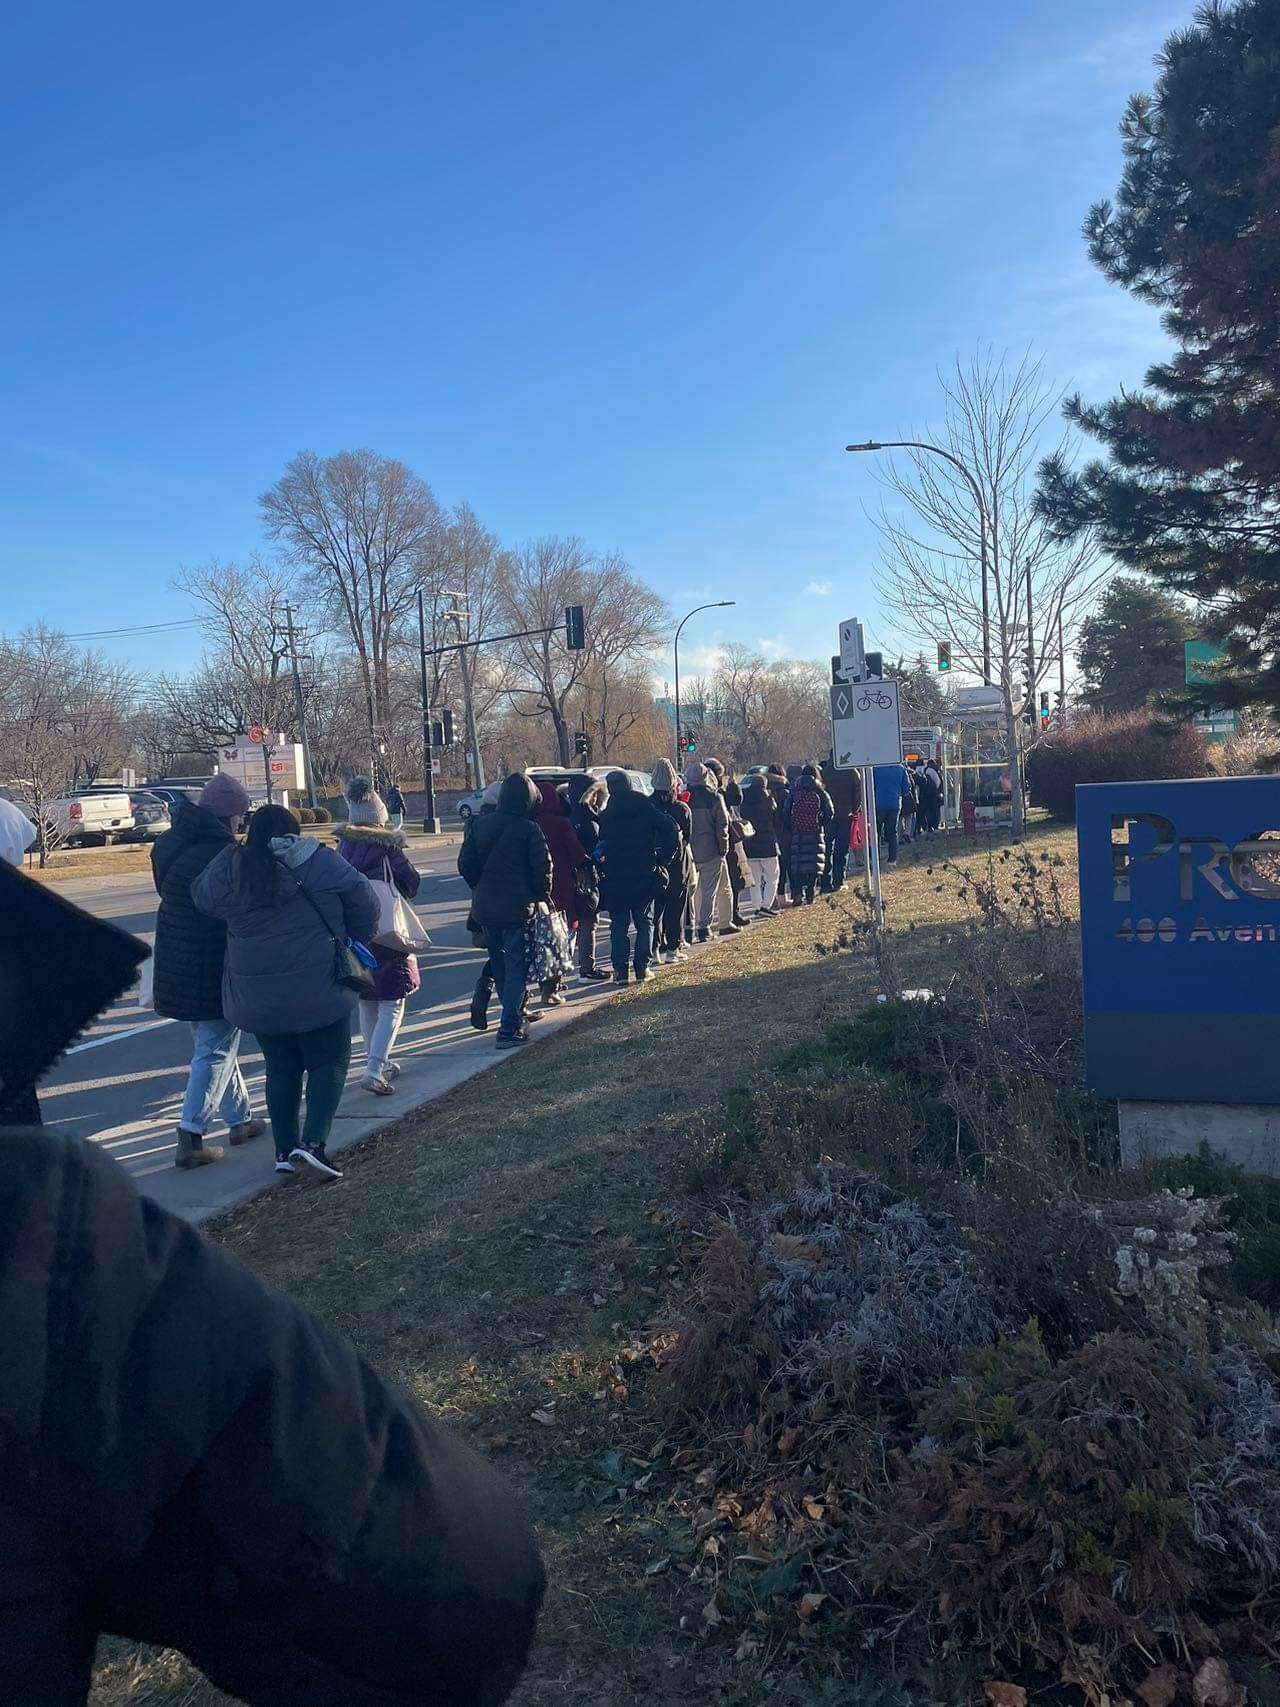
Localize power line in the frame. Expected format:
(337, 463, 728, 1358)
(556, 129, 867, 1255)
(60, 618, 205, 641)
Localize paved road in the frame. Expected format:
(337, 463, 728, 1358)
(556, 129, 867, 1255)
(38, 838, 547, 1209)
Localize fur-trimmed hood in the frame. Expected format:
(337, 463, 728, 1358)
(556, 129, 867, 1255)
(334, 824, 409, 851)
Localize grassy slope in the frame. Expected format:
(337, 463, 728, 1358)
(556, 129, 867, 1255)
(90, 820, 1079, 1707)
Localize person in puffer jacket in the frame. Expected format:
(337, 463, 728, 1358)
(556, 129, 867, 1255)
(0, 1125, 544, 1707)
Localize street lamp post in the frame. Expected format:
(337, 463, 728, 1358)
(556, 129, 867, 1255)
(673, 601, 735, 767)
(846, 440, 991, 686)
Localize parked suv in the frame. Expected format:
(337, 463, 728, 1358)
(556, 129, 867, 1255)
(122, 791, 172, 840)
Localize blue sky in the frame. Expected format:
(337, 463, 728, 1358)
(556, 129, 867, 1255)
(2, 0, 1182, 681)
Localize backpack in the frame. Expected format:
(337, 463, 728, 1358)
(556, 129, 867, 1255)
(789, 785, 822, 835)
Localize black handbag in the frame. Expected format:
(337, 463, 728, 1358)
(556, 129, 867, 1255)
(278, 860, 376, 995)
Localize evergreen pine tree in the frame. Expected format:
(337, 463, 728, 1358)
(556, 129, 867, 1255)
(1076, 577, 1195, 712)
(1039, 0, 1280, 711)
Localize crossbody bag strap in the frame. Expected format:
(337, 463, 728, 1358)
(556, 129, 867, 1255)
(276, 858, 341, 951)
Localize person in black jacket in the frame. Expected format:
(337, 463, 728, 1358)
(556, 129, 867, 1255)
(0, 1124, 545, 1707)
(649, 759, 692, 962)
(820, 757, 862, 893)
(565, 774, 609, 980)
(458, 773, 552, 1047)
(151, 774, 265, 1170)
(741, 772, 783, 914)
(597, 771, 678, 983)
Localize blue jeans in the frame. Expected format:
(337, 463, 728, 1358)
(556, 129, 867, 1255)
(877, 808, 900, 864)
(484, 922, 528, 1035)
(180, 1019, 252, 1135)
(610, 901, 654, 977)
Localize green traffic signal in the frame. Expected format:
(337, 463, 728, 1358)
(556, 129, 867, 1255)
(937, 641, 951, 672)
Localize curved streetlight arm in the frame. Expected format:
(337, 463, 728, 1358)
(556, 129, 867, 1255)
(673, 601, 735, 767)
(846, 440, 991, 685)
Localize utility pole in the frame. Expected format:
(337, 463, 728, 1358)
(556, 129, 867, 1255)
(1058, 609, 1067, 729)
(283, 604, 318, 809)
(417, 589, 441, 834)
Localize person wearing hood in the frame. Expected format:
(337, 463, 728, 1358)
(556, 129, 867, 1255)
(597, 770, 678, 983)
(384, 780, 406, 830)
(565, 775, 609, 980)
(193, 804, 378, 1178)
(685, 761, 732, 942)
(649, 758, 693, 963)
(766, 764, 791, 899)
(336, 778, 423, 1094)
(782, 762, 835, 904)
(741, 772, 783, 915)
(532, 778, 588, 1006)
(820, 757, 862, 893)
(457, 773, 552, 1046)
(152, 773, 267, 1170)
(722, 776, 756, 930)
(0, 795, 37, 868)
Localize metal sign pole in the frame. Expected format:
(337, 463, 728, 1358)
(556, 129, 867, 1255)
(864, 765, 883, 926)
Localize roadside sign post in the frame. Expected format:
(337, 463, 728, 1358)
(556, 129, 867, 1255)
(830, 676, 903, 927)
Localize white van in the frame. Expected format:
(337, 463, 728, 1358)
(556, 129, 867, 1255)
(46, 789, 136, 847)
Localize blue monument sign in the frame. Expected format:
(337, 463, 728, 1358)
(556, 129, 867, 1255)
(1077, 777, 1280, 1104)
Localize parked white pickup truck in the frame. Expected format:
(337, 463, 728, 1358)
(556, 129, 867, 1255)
(46, 789, 136, 847)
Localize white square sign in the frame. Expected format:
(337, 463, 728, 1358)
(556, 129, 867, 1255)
(830, 679, 903, 770)
(838, 617, 865, 680)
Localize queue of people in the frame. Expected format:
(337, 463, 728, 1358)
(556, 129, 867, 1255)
(150, 751, 945, 1165)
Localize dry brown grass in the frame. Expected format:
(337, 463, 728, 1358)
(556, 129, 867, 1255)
(89, 820, 1077, 1707)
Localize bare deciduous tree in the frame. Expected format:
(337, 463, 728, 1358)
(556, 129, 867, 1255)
(260, 450, 444, 752)
(871, 350, 1105, 834)
(498, 539, 667, 764)
(0, 627, 140, 863)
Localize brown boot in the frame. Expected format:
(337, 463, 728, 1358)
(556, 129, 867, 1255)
(228, 1117, 267, 1146)
(174, 1128, 223, 1169)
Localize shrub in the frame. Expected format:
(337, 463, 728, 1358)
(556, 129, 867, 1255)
(294, 806, 315, 824)
(1025, 709, 1208, 822)
(311, 806, 332, 824)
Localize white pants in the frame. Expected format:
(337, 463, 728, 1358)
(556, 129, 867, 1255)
(749, 856, 780, 911)
(358, 998, 406, 1079)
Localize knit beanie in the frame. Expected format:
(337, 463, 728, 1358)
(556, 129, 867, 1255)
(345, 776, 388, 826)
(650, 758, 678, 793)
(198, 773, 251, 820)
(685, 761, 711, 789)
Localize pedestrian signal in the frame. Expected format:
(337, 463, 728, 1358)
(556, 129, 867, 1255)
(564, 604, 585, 650)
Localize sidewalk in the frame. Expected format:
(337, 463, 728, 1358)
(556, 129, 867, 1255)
(145, 955, 679, 1227)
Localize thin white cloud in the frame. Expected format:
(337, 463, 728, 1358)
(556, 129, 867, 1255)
(804, 580, 833, 597)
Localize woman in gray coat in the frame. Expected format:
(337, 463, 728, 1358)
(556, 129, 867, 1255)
(194, 804, 377, 1179)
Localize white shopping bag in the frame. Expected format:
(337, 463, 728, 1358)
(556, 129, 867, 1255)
(370, 859, 432, 954)
(137, 953, 155, 1010)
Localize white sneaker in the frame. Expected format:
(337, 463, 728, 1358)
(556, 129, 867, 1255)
(360, 1075, 394, 1096)
(274, 1156, 297, 1175)
(663, 951, 678, 964)
(383, 1060, 402, 1079)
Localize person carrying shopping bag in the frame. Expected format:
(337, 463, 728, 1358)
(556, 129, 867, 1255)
(336, 778, 425, 1095)
(193, 804, 377, 1178)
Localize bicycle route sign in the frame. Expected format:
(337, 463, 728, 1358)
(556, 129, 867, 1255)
(830, 679, 902, 770)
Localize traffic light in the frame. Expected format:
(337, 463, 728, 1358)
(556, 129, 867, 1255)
(574, 732, 592, 758)
(429, 719, 445, 747)
(1039, 691, 1051, 728)
(864, 650, 883, 681)
(937, 641, 951, 673)
(441, 708, 456, 745)
(564, 604, 585, 650)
